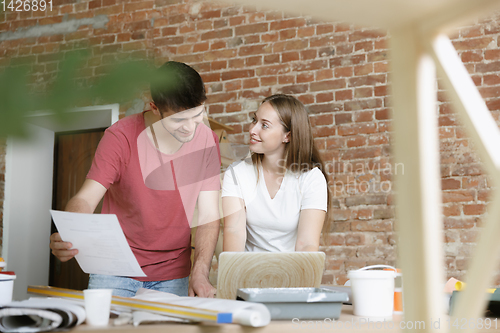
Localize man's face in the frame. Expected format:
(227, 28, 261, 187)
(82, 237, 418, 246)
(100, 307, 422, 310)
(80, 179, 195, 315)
(160, 105, 205, 143)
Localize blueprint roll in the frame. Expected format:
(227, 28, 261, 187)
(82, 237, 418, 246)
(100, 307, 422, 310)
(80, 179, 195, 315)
(232, 304, 270, 327)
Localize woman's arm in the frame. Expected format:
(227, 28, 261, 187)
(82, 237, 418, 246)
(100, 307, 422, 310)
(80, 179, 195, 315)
(295, 209, 326, 251)
(222, 196, 247, 252)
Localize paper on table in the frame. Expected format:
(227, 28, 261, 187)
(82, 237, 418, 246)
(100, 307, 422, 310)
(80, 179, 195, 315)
(50, 210, 146, 277)
(134, 288, 271, 327)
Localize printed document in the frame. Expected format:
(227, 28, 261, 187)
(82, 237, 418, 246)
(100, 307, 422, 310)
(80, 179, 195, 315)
(50, 210, 146, 277)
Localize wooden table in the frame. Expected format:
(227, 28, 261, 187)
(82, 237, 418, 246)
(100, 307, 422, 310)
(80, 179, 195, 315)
(71, 305, 500, 333)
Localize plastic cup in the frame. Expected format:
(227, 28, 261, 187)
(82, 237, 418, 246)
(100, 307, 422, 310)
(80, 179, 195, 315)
(347, 265, 396, 320)
(83, 289, 113, 326)
(0, 272, 16, 304)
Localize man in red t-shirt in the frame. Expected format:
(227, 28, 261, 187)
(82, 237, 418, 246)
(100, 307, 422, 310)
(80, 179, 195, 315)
(49, 62, 221, 298)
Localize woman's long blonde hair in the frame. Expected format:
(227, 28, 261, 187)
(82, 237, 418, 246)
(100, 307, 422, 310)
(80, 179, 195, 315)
(251, 94, 332, 242)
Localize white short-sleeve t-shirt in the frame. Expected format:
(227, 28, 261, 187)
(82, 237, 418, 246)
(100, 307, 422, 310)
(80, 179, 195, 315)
(221, 158, 328, 252)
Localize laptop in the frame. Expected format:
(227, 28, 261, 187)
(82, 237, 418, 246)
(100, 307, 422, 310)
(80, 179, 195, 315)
(216, 251, 326, 299)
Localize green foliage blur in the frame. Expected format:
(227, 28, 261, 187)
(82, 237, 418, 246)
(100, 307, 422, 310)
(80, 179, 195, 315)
(0, 51, 165, 138)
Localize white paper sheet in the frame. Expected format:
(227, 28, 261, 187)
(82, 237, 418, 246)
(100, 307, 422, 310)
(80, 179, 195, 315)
(50, 210, 146, 277)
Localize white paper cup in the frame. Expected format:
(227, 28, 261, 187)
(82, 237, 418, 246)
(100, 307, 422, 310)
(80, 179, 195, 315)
(83, 289, 113, 326)
(348, 266, 396, 320)
(0, 273, 16, 305)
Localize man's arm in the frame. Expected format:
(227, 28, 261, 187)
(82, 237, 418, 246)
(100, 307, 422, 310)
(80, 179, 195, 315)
(189, 190, 220, 298)
(50, 179, 107, 262)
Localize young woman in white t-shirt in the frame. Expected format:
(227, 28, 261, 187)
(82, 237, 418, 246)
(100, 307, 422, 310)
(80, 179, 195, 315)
(222, 94, 331, 252)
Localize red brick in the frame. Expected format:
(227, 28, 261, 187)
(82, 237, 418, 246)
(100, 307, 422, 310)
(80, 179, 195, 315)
(442, 190, 475, 203)
(207, 92, 237, 104)
(335, 113, 352, 125)
(479, 86, 500, 98)
(261, 32, 279, 43)
(220, 69, 254, 81)
(241, 88, 272, 100)
(443, 205, 461, 216)
(316, 69, 333, 81)
(452, 37, 494, 50)
(273, 39, 308, 52)
(355, 87, 373, 98)
(298, 94, 314, 105)
(442, 178, 461, 190)
(226, 103, 242, 113)
(443, 217, 475, 229)
(204, 49, 237, 61)
(282, 51, 299, 62)
(483, 74, 500, 85)
(341, 147, 381, 160)
(270, 18, 306, 30)
(367, 134, 388, 145)
(297, 26, 314, 38)
(124, 1, 153, 11)
(256, 64, 291, 76)
(243, 78, 259, 88)
(338, 123, 377, 136)
(312, 126, 335, 138)
(213, 19, 228, 29)
(374, 62, 388, 73)
(196, 20, 212, 30)
(351, 221, 392, 232)
(355, 41, 373, 52)
(301, 49, 317, 60)
(296, 73, 313, 83)
(316, 24, 334, 35)
(235, 23, 268, 35)
(281, 84, 308, 94)
(354, 111, 373, 122)
(263, 54, 280, 64)
(345, 98, 383, 111)
(335, 66, 353, 78)
(461, 51, 483, 62)
(349, 29, 386, 42)
(326, 138, 345, 149)
(354, 64, 373, 76)
(210, 41, 226, 50)
(239, 44, 272, 56)
(310, 79, 346, 92)
(228, 58, 244, 68)
(201, 29, 232, 40)
(309, 103, 343, 113)
(463, 204, 486, 216)
(310, 114, 333, 126)
(348, 74, 386, 87)
(280, 29, 296, 40)
(336, 90, 353, 101)
(229, 16, 245, 26)
(337, 44, 353, 55)
(316, 92, 334, 103)
(367, 51, 388, 62)
(346, 136, 367, 148)
(224, 80, 242, 91)
(278, 75, 294, 85)
(451, 164, 483, 176)
(292, 60, 327, 71)
(330, 54, 365, 67)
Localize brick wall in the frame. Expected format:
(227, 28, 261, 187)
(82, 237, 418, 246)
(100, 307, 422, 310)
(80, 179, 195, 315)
(0, 0, 499, 285)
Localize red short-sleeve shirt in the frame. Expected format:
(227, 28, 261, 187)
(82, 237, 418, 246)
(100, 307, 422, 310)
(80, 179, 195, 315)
(87, 112, 220, 281)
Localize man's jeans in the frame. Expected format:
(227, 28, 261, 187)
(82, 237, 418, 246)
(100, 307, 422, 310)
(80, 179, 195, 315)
(88, 274, 189, 297)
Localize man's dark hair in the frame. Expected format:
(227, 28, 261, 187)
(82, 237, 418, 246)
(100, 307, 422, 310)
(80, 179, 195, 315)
(150, 61, 207, 114)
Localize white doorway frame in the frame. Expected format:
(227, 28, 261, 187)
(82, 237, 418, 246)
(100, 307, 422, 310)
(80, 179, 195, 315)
(3, 104, 119, 300)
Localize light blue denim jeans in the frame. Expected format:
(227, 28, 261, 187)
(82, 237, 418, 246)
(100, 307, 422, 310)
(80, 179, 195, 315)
(88, 274, 189, 297)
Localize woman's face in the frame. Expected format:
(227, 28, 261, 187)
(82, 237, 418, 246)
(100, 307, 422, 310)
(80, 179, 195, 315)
(249, 102, 289, 155)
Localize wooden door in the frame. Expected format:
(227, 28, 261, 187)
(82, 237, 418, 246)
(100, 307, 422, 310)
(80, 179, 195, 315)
(49, 129, 105, 290)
